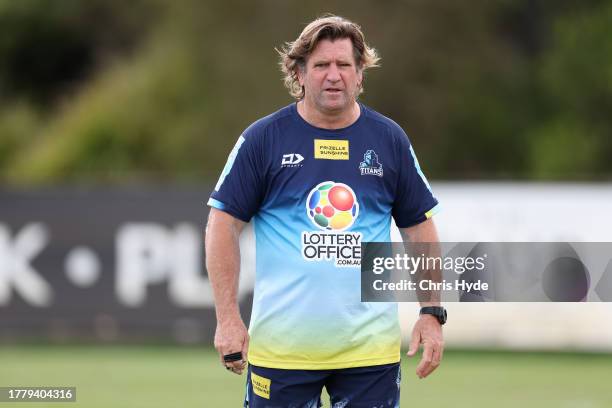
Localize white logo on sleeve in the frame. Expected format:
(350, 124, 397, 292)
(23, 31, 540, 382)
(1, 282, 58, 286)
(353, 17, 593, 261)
(281, 153, 304, 167)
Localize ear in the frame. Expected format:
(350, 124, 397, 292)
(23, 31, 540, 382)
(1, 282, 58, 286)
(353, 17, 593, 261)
(357, 68, 363, 88)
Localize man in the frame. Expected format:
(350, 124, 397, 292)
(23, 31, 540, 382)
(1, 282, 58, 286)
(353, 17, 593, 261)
(206, 15, 446, 407)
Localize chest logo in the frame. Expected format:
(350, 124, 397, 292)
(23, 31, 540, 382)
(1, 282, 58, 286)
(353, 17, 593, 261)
(281, 153, 304, 167)
(314, 139, 349, 160)
(303, 181, 362, 267)
(359, 150, 383, 177)
(306, 181, 359, 231)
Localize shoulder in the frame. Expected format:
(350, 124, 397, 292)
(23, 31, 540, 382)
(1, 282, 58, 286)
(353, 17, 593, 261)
(242, 104, 295, 142)
(361, 104, 409, 143)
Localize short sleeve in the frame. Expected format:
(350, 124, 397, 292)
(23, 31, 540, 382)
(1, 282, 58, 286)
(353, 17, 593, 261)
(207, 129, 265, 222)
(392, 129, 440, 228)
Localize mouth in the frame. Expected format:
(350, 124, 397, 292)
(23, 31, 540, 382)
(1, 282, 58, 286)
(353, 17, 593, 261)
(324, 88, 343, 94)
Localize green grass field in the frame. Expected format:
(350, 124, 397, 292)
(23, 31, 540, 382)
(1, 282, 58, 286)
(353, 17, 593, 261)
(0, 345, 611, 407)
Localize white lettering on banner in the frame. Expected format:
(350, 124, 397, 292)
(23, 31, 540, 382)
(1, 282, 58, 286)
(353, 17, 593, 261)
(0, 221, 254, 309)
(167, 224, 214, 307)
(0, 223, 52, 306)
(116, 223, 215, 308)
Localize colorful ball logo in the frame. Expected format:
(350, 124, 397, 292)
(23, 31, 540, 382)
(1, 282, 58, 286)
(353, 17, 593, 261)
(306, 181, 359, 230)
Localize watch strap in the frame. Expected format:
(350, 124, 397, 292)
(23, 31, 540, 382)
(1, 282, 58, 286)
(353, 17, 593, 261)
(420, 306, 447, 325)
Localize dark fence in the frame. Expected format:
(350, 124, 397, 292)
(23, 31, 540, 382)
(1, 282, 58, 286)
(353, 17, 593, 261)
(0, 187, 252, 344)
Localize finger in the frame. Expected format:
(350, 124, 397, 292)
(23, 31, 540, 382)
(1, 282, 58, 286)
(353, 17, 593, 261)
(230, 366, 245, 375)
(214, 340, 225, 365)
(232, 359, 247, 371)
(224, 357, 245, 373)
(407, 331, 421, 357)
(421, 343, 441, 378)
(226, 355, 245, 371)
(242, 333, 250, 363)
(225, 365, 244, 375)
(416, 342, 433, 378)
(218, 349, 229, 366)
(220, 348, 244, 373)
(233, 360, 247, 375)
(216, 340, 232, 364)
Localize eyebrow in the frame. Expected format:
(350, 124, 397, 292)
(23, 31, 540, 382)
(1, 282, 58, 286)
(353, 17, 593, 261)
(311, 58, 353, 65)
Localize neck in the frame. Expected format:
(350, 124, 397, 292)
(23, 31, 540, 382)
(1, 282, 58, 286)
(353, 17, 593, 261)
(297, 100, 360, 129)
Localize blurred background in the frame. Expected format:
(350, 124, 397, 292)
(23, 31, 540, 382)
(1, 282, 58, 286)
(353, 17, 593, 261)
(1, 0, 611, 407)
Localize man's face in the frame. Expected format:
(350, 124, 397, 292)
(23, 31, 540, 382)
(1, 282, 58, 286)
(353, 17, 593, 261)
(298, 38, 363, 114)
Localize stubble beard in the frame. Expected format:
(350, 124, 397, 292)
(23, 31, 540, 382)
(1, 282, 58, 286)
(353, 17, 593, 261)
(313, 88, 357, 115)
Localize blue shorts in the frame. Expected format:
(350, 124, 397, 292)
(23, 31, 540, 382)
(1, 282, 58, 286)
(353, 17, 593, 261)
(244, 362, 401, 408)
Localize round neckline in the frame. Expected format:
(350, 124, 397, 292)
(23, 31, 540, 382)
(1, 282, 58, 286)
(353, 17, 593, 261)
(291, 101, 366, 134)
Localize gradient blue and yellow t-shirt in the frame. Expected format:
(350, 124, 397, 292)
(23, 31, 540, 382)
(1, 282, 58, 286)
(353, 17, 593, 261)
(208, 103, 439, 370)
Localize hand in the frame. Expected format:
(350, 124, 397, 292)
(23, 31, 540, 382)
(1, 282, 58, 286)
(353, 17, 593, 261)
(407, 314, 444, 379)
(214, 316, 249, 375)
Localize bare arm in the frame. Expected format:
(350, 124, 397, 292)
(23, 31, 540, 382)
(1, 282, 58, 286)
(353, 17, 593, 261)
(399, 217, 439, 243)
(399, 217, 441, 307)
(399, 218, 444, 379)
(205, 207, 248, 374)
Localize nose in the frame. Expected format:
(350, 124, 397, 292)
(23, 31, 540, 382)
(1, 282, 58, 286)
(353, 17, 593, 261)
(326, 63, 341, 82)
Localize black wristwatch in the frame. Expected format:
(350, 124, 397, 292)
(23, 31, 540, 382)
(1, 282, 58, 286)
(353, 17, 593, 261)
(420, 306, 447, 325)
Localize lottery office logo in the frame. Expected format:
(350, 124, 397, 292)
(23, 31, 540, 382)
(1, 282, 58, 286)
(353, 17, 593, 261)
(302, 181, 362, 267)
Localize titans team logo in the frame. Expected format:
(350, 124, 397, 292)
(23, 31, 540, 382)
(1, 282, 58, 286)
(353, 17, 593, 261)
(306, 181, 359, 230)
(359, 150, 383, 177)
(303, 181, 362, 267)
